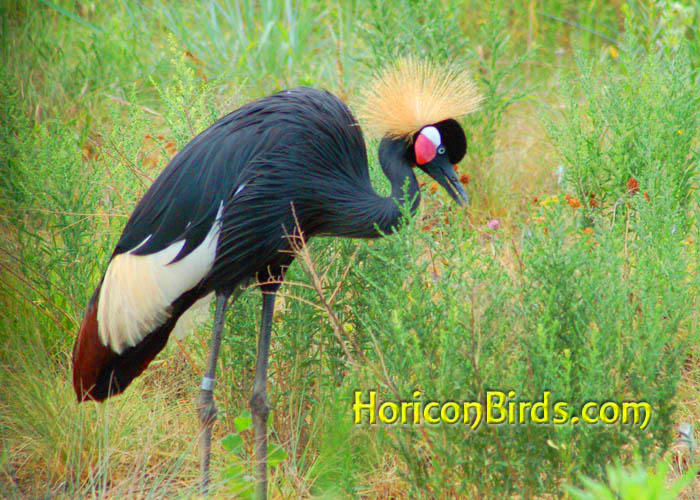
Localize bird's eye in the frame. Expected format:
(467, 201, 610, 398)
(438, 146, 446, 155)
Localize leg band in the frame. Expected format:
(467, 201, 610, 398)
(201, 376, 216, 391)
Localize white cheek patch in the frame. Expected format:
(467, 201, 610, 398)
(421, 126, 441, 148)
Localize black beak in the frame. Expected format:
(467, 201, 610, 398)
(423, 158, 469, 206)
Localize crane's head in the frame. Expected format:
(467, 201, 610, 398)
(410, 119, 468, 205)
(359, 57, 482, 206)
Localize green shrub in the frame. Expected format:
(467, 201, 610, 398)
(548, 34, 699, 217)
(565, 459, 698, 500)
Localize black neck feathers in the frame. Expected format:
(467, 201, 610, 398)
(301, 136, 420, 240)
(374, 136, 420, 232)
(329, 137, 419, 238)
(379, 137, 420, 205)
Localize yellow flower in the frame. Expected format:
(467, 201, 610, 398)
(539, 195, 559, 207)
(677, 129, 683, 135)
(610, 46, 619, 59)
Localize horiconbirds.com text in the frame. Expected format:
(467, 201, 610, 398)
(352, 391, 652, 430)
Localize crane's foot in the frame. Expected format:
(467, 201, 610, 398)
(198, 385, 217, 496)
(251, 390, 270, 500)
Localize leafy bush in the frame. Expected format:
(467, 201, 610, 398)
(548, 34, 699, 217)
(309, 182, 695, 497)
(565, 459, 698, 500)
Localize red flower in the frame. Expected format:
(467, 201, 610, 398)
(567, 197, 582, 209)
(627, 177, 639, 195)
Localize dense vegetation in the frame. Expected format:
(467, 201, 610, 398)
(1, 1, 699, 498)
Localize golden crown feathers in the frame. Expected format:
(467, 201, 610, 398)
(358, 57, 483, 139)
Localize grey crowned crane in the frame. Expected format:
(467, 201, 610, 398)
(72, 58, 481, 499)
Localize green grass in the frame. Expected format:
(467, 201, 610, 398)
(1, 0, 699, 498)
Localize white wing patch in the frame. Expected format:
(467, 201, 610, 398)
(97, 202, 224, 353)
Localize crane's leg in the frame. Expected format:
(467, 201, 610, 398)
(251, 287, 277, 500)
(198, 290, 235, 495)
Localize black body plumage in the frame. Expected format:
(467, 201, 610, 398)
(74, 87, 438, 402)
(78, 87, 415, 400)
(117, 87, 406, 294)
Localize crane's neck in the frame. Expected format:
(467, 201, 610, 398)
(364, 137, 421, 237)
(381, 137, 420, 204)
(309, 137, 420, 239)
